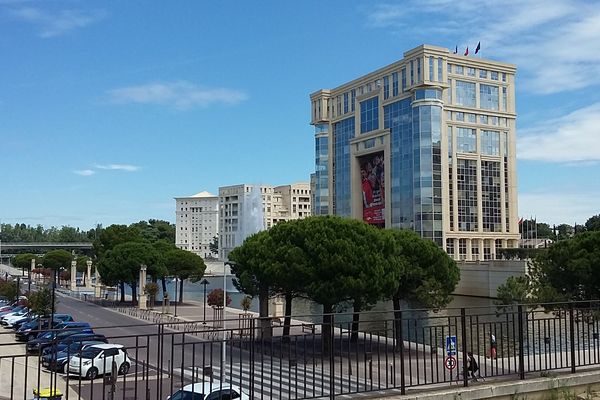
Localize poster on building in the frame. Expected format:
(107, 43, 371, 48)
(359, 151, 385, 226)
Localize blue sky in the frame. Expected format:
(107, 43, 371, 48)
(1, 0, 599, 229)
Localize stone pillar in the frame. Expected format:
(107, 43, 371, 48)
(138, 265, 147, 310)
(94, 267, 102, 298)
(86, 260, 92, 288)
(30, 258, 35, 279)
(70, 260, 77, 291)
(466, 238, 472, 261)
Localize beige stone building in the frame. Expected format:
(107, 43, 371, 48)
(310, 44, 519, 261)
(175, 191, 219, 258)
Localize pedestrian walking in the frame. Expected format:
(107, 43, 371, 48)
(490, 333, 497, 359)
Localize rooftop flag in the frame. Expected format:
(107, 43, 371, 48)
(475, 41, 481, 54)
(454, 45, 458, 54)
(464, 47, 469, 56)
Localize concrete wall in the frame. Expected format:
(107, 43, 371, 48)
(372, 370, 600, 400)
(453, 260, 528, 298)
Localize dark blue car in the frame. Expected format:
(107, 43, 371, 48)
(26, 327, 93, 354)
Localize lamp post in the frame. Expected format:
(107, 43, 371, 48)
(200, 279, 209, 323)
(173, 277, 179, 317)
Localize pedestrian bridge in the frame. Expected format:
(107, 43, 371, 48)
(0, 242, 93, 251)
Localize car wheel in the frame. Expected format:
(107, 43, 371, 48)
(118, 362, 130, 375)
(86, 367, 99, 380)
(59, 362, 67, 374)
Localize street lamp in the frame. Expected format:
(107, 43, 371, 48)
(200, 278, 209, 323)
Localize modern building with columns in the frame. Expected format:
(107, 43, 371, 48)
(310, 44, 520, 261)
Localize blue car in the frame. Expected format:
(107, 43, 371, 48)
(15, 315, 73, 342)
(42, 332, 108, 355)
(27, 328, 93, 354)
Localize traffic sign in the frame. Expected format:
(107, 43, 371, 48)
(444, 356, 457, 370)
(445, 335, 457, 356)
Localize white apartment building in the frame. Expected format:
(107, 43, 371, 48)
(218, 183, 311, 260)
(175, 191, 219, 259)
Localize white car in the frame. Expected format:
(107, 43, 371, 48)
(68, 343, 131, 380)
(167, 381, 249, 400)
(0, 309, 28, 327)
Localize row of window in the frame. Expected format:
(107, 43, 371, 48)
(448, 64, 507, 82)
(447, 111, 510, 127)
(450, 80, 507, 111)
(450, 126, 506, 156)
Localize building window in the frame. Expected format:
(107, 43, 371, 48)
(455, 80, 476, 107)
(401, 68, 406, 92)
(481, 130, 500, 155)
(438, 57, 443, 82)
(467, 113, 476, 123)
(502, 87, 508, 111)
(417, 58, 421, 82)
(455, 65, 464, 74)
(429, 56, 434, 81)
(455, 112, 464, 121)
(446, 239, 455, 256)
(479, 69, 488, 79)
(351, 89, 356, 112)
(502, 72, 507, 82)
(480, 84, 499, 110)
(467, 67, 476, 77)
(448, 79, 452, 103)
(410, 60, 414, 85)
(457, 127, 477, 153)
(383, 76, 390, 100)
(360, 96, 379, 133)
(343, 92, 349, 114)
(480, 115, 488, 124)
(447, 63, 452, 73)
(491, 71, 499, 80)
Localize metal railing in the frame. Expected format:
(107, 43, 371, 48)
(1, 301, 600, 399)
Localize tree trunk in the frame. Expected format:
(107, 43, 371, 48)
(282, 292, 293, 339)
(161, 277, 167, 297)
(120, 282, 125, 303)
(393, 295, 402, 350)
(131, 283, 137, 306)
(179, 278, 184, 303)
(322, 303, 333, 355)
(351, 299, 362, 343)
(258, 284, 272, 339)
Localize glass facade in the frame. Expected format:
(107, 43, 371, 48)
(384, 98, 413, 229)
(480, 84, 499, 110)
(383, 76, 390, 100)
(392, 72, 399, 96)
(360, 97, 379, 133)
(457, 127, 477, 153)
(457, 158, 478, 231)
(456, 80, 476, 107)
(333, 117, 354, 216)
(314, 128, 329, 215)
(481, 160, 501, 232)
(412, 103, 443, 245)
(481, 130, 500, 155)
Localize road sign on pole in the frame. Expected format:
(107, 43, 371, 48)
(444, 356, 457, 370)
(446, 335, 457, 356)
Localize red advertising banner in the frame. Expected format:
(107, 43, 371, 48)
(359, 152, 385, 226)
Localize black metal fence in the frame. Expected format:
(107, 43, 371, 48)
(1, 301, 600, 399)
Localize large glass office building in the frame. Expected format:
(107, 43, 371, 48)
(310, 45, 519, 261)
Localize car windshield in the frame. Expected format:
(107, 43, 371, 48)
(40, 332, 55, 339)
(80, 348, 102, 359)
(169, 390, 204, 400)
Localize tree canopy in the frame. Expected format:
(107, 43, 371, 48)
(12, 253, 36, 273)
(42, 250, 73, 271)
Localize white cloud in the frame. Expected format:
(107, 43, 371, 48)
(9, 7, 105, 38)
(94, 164, 140, 172)
(365, 0, 600, 93)
(107, 81, 248, 110)
(519, 191, 600, 225)
(518, 102, 600, 163)
(74, 169, 95, 176)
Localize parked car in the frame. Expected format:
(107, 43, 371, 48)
(35, 321, 90, 338)
(26, 327, 93, 354)
(0, 305, 13, 313)
(167, 382, 249, 400)
(1, 308, 29, 327)
(42, 332, 108, 355)
(0, 305, 26, 318)
(42, 340, 105, 373)
(15, 317, 68, 342)
(68, 343, 131, 380)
